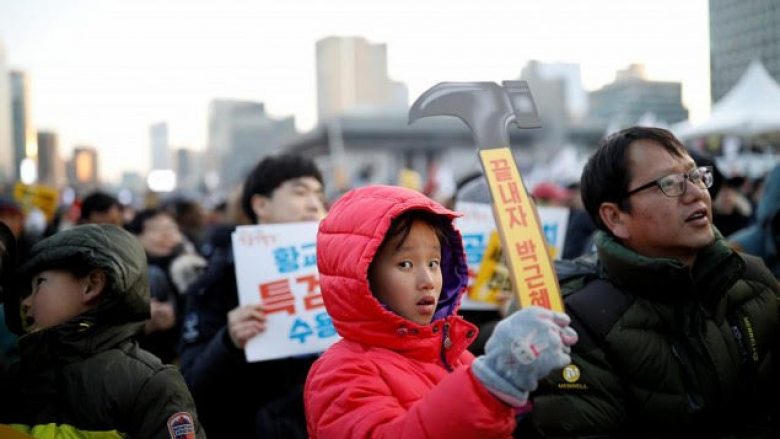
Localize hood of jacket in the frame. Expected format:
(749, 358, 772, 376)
(317, 185, 470, 355)
(7, 224, 150, 335)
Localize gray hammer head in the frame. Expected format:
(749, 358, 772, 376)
(409, 81, 541, 148)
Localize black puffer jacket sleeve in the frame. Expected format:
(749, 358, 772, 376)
(131, 365, 207, 439)
(179, 242, 243, 394)
(530, 312, 627, 438)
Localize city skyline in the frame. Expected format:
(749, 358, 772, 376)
(0, 0, 710, 182)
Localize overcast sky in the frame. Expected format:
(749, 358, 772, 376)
(0, 0, 710, 182)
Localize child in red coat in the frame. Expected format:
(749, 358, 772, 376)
(305, 185, 576, 438)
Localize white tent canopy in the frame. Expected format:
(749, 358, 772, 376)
(677, 60, 780, 139)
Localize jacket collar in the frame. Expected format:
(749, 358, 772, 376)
(18, 317, 143, 368)
(595, 230, 745, 306)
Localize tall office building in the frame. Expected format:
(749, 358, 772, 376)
(588, 64, 689, 129)
(120, 171, 146, 196)
(10, 70, 35, 182)
(0, 42, 13, 183)
(175, 147, 202, 192)
(207, 100, 297, 189)
(316, 36, 408, 122)
(520, 61, 588, 123)
(710, 0, 780, 103)
(37, 131, 65, 187)
(150, 122, 170, 171)
(518, 60, 589, 156)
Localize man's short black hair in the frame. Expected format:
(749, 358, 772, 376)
(240, 154, 323, 223)
(581, 127, 687, 232)
(80, 191, 120, 222)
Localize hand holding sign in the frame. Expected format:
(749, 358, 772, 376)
(227, 304, 268, 349)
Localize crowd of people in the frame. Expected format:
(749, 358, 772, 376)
(0, 126, 778, 438)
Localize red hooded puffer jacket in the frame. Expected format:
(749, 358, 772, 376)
(305, 185, 515, 439)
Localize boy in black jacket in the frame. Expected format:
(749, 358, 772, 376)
(0, 224, 205, 438)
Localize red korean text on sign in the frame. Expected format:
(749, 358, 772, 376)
(489, 159, 528, 229)
(522, 263, 544, 290)
(489, 159, 512, 182)
(297, 274, 324, 311)
(258, 279, 296, 315)
(516, 240, 547, 303)
(529, 287, 551, 308)
(514, 240, 537, 262)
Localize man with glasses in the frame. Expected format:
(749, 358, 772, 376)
(522, 127, 780, 438)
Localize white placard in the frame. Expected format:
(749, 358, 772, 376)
(232, 222, 339, 362)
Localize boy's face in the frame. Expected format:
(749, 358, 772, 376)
(251, 177, 326, 225)
(22, 269, 92, 332)
(369, 219, 443, 326)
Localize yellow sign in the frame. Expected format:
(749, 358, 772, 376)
(13, 182, 59, 221)
(470, 230, 560, 305)
(398, 168, 422, 191)
(478, 147, 563, 312)
(469, 231, 509, 304)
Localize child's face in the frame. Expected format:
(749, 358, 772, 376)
(22, 269, 91, 332)
(369, 219, 443, 326)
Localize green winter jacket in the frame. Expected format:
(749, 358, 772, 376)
(529, 231, 780, 438)
(0, 224, 205, 438)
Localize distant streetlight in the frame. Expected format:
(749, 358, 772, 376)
(118, 188, 133, 205)
(147, 169, 177, 192)
(204, 171, 220, 191)
(20, 158, 37, 185)
(61, 187, 76, 205)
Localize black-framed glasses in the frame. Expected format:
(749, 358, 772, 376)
(624, 166, 714, 198)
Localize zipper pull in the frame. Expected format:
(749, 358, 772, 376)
(440, 321, 453, 371)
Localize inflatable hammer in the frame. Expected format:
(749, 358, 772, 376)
(409, 81, 563, 312)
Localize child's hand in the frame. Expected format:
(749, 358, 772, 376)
(471, 306, 578, 407)
(227, 304, 267, 349)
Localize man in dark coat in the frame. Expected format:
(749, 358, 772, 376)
(180, 153, 326, 438)
(524, 127, 780, 438)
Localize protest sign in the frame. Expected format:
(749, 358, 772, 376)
(13, 182, 58, 221)
(455, 201, 569, 308)
(456, 201, 499, 311)
(232, 222, 338, 362)
(410, 81, 564, 311)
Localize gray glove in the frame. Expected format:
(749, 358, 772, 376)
(472, 306, 578, 406)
